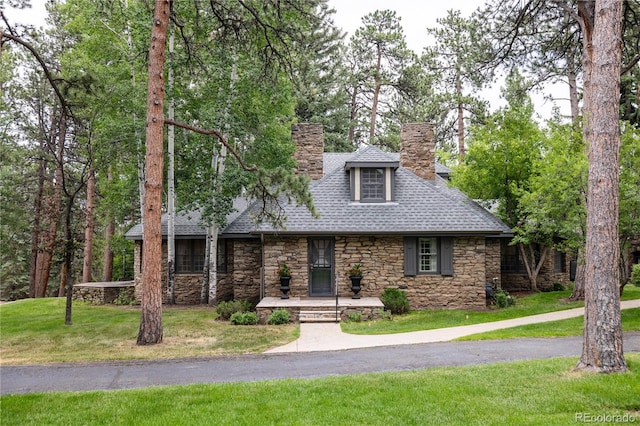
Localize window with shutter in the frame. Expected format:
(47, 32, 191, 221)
(404, 236, 454, 276)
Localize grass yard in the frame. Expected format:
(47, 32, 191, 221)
(0, 298, 298, 365)
(342, 284, 640, 336)
(459, 306, 640, 340)
(1, 286, 638, 364)
(2, 354, 639, 425)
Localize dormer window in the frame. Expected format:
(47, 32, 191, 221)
(361, 168, 385, 201)
(345, 159, 398, 203)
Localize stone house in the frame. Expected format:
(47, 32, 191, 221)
(125, 123, 571, 318)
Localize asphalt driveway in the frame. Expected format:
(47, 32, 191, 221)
(2, 333, 639, 395)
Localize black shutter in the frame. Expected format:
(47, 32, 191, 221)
(440, 237, 454, 276)
(404, 237, 417, 276)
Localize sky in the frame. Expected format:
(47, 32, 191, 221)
(5, 0, 570, 120)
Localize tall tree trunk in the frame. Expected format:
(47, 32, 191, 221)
(102, 218, 115, 281)
(37, 112, 66, 297)
(206, 226, 219, 304)
(81, 168, 96, 283)
(166, 26, 176, 305)
(348, 87, 358, 143)
(204, 56, 235, 305)
(201, 234, 211, 304)
(137, 0, 169, 346)
(63, 190, 81, 325)
(569, 248, 586, 301)
(29, 139, 46, 298)
(368, 44, 382, 143)
(102, 170, 115, 282)
(456, 74, 465, 160)
(567, 49, 580, 124)
(575, 0, 626, 373)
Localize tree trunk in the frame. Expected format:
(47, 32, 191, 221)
(137, 0, 170, 346)
(63, 191, 80, 325)
(456, 74, 465, 160)
(569, 248, 586, 301)
(348, 87, 358, 143)
(567, 49, 580, 124)
(517, 243, 549, 292)
(166, 26, 176, 305)
(201, 234, 211, 304)
(29, 139, 46, 298)
(37, 112, 66, 297)
(102, 170, 115, 282)
(575, 0, 626, 373)
(207, 225, 219, 305)
(368, 44, 382, 143)
(81, 168, 96, 283)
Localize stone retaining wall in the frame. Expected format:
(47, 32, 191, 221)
(73, 282, 135, 304)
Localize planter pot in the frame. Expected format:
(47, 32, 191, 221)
(279, 276, 291, 299)
(349, 275, 362, 299)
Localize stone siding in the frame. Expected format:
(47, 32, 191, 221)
(485, 238, 502, 288)
(263, 235, 489, 310)
(263, 236, 309, 298)
(232, 239, 262, 304)
(133, 240, 237, 305)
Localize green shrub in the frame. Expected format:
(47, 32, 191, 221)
(381, 288, 410, 315)
(495, 289, 516, 308)
(552, 282, 565, 292)
(230, 311, 259, 325)
(631, 264, 640, 287)
(216, 300, 252, 320)
(380, 310, 393, 321)
(113, 289, 137, 306)
(267, 309, 290, 325)
(347, 312, 363, 322)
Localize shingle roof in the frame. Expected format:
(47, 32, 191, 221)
(224, 147, 511, 236)
(126, 147, 511, 239)
(124, 198, 250, 240)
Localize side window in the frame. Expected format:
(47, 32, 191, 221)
(176, 240, 206, 274)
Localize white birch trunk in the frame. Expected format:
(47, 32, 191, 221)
(205, 57, 236, 304)
(166, 25, 176, 304)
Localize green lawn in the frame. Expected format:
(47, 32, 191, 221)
(342, 285, 640, 336)
(2, 355, 639, 425)
(1, 286, 637, 364)
(0, 298, 298, 364)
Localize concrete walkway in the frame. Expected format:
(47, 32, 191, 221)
(266, 299, 640, 353)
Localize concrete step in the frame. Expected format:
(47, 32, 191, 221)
(299, 310, 341, 323)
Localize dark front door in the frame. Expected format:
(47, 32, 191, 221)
(309, 238, 334, 296)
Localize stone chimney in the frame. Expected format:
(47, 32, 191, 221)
(292, 123, 324, 180)
(400, 123, 435, 180)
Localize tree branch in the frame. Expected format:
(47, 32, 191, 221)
(1, 31, 71, 115)
(164, 118, 258, 173)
